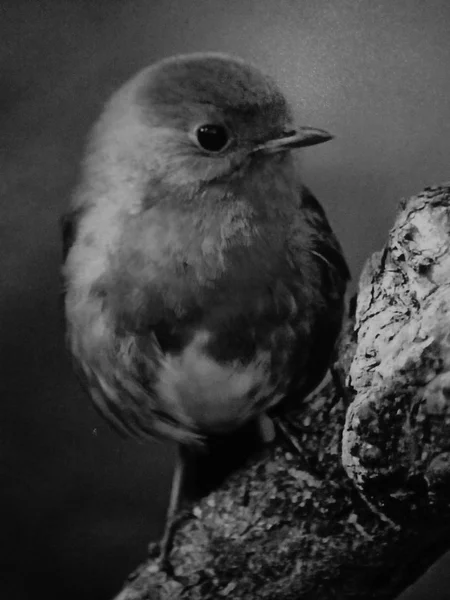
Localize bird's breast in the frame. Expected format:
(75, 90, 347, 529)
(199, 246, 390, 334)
(111, 199, 290, 322)
(153, 329, 288, 434)
(150, 270, 313, 434)
(69, 195, 330, 439)
(108, 207, 314, 434)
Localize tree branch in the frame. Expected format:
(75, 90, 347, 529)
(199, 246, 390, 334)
(113, 184, 450, 600)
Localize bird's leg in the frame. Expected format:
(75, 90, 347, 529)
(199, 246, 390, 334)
(158, 445, 185, 573)
(257, 412, 276, 444)
(274, 366, 351, 459)
(257, 412, 304, 455)
(273, 416, 306, 456)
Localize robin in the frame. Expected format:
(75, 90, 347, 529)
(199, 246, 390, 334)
(61, 52, 350, 570)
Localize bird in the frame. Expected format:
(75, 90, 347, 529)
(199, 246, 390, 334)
(61, 52, 350, 571)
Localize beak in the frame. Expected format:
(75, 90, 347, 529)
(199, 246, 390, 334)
(252, 127, 333, 154)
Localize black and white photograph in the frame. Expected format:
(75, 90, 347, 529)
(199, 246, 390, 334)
(2, 1, 450, 599)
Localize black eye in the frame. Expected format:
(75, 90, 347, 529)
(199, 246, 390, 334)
(195, 124, 230, 153)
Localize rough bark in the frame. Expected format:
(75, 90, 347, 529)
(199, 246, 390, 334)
(113, 184, 450, 600)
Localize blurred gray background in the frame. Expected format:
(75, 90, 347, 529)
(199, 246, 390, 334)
(1, 0, 450, 598)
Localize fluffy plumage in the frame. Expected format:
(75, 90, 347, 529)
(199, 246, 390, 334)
(62, 52, 349, 449)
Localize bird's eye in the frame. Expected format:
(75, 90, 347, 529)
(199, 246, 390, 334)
(194, 124, 230, 153)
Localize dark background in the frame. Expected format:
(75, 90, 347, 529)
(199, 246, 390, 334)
(2, 1, 450, 598)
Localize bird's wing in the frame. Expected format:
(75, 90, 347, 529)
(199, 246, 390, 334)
(299, 185, 351, 284)
(280, 185, 350, 402)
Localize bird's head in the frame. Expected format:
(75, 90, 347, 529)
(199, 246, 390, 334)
(87, 53, 332, 202)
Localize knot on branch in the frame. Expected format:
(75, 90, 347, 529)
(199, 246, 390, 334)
(343, 185, 450, 520)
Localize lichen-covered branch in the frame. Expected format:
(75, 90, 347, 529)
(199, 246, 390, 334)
(114, 185, 450, 600)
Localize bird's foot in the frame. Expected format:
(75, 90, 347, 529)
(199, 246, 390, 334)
(274, 416, 305, 456)
(149, 508, 193, 576)
(148, 540, 175, 576)
(151, 518, 178, 575)
(257, 412, 306, 456)
(257, 413, 276, 444)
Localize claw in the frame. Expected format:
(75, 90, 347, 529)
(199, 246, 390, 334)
(274, 416, 305, 456)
